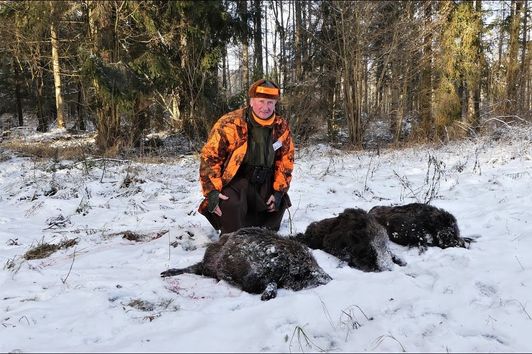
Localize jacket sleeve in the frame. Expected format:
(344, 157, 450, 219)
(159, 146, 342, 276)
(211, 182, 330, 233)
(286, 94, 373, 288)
(272, 120, 294, 193)
(199, 119, 231, 197)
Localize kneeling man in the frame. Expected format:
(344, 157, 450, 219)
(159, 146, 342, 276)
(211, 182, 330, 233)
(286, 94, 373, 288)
(198, 79, 294, 234)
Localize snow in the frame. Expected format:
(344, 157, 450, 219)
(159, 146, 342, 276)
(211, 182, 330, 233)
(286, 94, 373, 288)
(1, 125, 531, 352)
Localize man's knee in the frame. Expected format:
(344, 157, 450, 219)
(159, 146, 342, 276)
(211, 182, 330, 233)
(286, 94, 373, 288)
(220, 196, 247, 216)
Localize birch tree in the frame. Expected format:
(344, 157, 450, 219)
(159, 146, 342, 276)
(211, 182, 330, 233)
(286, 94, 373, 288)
(49, 1, 65, 129)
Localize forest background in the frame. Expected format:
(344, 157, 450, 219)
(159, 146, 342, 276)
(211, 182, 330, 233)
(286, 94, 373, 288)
(0, 0, 530, 155)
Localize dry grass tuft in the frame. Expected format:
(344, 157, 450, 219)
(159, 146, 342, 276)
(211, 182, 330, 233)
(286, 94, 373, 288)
(121, 231, 144, 242)
(1, 140, 95, 160)
(23, 238, 79, 260)
(127, 299, 155, 312)
(111, 230, 168, 242)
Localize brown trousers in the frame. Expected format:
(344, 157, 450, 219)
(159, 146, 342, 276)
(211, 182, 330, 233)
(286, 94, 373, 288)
(201, 176, 291, 235)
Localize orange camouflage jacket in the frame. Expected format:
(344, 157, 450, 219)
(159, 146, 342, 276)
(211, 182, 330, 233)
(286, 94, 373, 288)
(198, 107, 294, 212)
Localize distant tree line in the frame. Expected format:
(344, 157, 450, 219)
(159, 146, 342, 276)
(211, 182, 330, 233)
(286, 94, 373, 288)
(0, 0, 530, 152)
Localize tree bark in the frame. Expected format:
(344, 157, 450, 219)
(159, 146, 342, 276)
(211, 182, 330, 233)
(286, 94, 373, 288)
(279, 0, 287, 86)
(505, 0, 522, 113)
(76, 81, 86, 131)
(519, 0, 528, 112)
(294, 0, 302, 81)
(264, 2, 268, 77)
(13, 59, 23, 127)
(89, 0, 120, 151)
(337, 3, 362, 146)
(238, 0, 249, 90)
(33, 42, 48, 133)
(222, 44, 228, 93)
(469, 0, 482, 133)
(420, 1, 433, 138)
(50, 1, 65, 129)
(253, 0, 263, 79)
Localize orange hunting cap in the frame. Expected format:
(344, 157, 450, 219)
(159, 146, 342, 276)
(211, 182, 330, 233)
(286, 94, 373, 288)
(248, 79, 280, 100)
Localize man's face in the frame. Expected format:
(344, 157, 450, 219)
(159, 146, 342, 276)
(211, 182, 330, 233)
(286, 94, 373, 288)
(250, 97, 277, 119)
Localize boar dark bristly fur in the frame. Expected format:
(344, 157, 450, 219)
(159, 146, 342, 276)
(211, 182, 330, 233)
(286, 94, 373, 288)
(369, 203, 472, 249)
(294, 208, 405, 272)
(161, 227, 331, 301)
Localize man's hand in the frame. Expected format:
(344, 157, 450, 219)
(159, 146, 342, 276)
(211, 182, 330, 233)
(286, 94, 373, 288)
(266, 195, 276, 212)
(266, 191, 283, 213)
(266, 192, 282, 213)
(212, 193, 229, 216)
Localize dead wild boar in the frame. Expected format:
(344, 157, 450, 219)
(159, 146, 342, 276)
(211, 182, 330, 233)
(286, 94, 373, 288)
(161, 227, 331, 301)
(294, 208, 405, 272)
(369, 203, 472, 249)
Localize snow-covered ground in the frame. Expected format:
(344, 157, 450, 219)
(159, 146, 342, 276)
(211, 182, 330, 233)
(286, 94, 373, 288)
(1, 124, 531, 352)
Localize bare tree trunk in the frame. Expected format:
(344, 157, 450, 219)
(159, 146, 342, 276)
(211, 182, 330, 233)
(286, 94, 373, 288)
(222, 44, 229, 98)
(505, 0, 522, 113)
(238, 0, 249, 90)
(391, 60, 400, 143)
(526, 20, 532, 113)
(29, 35, 48, 133)
(459, 79, 468, 122)
(469, 0, 482, 133)
(89, 0, 120, 151)
(497, 5, 505, 66)
(11, 16, 24, 128)
(222, 45, 227, 90)
(76, 81, 86, 131)
(338, 4, 362, 146)
(294, 0, 302, 81)
(169, 91, 181, 130)
(271, 0, 282, 84)
(280, 0, 288, 86)
(35, 65, 47, 132)
(286, 0, 294, 84)
(271, 3, 278, 83)
(519, 0, 529, 113)
(50, 1, 65, 129)
(361, 56, 368, 116)
(393, 63, 411, 143)
(264, 2, 268, 77)
(13, 59, 23, 127)
(131, 95, 150, 148)
(326, 74, 338, 143)
(320, 0, 338, 143)
(420, 1, 433, 138)
(253, 0, 263, 79)
(179, 13, 188, 70)
(302, 1, 309, 77)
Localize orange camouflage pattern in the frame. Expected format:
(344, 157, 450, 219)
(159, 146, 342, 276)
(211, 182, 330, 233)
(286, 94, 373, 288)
(198, 107, 294, 212)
